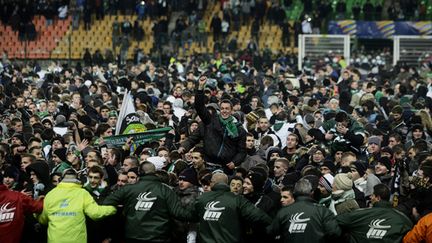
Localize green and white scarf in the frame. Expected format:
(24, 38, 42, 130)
(219, 115, 239, 138)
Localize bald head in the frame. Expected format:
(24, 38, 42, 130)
(211, 172, 228, 185)
(140, 161, 156, 175)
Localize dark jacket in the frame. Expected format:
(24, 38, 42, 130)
(323, 118, 365, 155)
(182, 90, 247, 167)
(275, 171, 300, 188)
(173, 186, 199, 243)
(192, 183, 272, 243)
(26, 161, 53, 198)
(103, 174, 191, 242)
(336, 201, 413, 243)
(267, 196, 341, 243)
(243, 192, 278, 243)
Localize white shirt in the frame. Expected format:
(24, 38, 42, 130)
(58, 5, 68, 19)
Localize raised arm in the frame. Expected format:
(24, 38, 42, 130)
(194, 76, 212, 125)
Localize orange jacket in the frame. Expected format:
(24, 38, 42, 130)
(404, 212, 432, 243)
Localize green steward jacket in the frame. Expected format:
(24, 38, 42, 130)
(192, 183, 272, 243)
(267, 196, 341, 243)
(103, 174, 191, 241)
(336, 201, 413, 243)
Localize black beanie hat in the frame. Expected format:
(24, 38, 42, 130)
(3, 166, 20, 181)
(320, 160, 336, 174)
(420, 160, 432, 179)
(128, 167, 139, 176)
(351, 161, 367, 177)
(378, 157, 392, 171)
(51, 136, 65, 147)
(53, 147, 67, 162)
(78, 115, 93, 127)
(26, 161, 50, 185)
(247, 172, 266, 193)
(178, 168, 199, 186)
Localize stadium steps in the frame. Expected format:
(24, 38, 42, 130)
(52, 15, 155, 60)
(178, 1, 218, 56)
(0, 16, 71, 59)
(259, 23, 283, 51)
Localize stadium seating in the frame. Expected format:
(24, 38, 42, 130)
(0, 16, 71, 59)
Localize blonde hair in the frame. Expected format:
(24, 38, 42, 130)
(417, 109, 432, 132)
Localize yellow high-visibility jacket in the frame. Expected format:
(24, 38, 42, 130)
(38, 181, 116, 243)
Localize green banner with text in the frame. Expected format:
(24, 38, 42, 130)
(104, 127, 171, 146)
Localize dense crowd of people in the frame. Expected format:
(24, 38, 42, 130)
(1, 0, 432, 242)
(0, 36, 432, 242)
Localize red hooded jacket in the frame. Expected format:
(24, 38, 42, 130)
(0, 184, 43, 243)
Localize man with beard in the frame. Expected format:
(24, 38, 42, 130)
(190, 147, 207, 175)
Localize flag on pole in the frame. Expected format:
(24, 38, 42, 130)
(115, 90, 146, 135)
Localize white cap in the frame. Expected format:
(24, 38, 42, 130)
(146, 156, 166, 170)
(84, 80, 92, 87)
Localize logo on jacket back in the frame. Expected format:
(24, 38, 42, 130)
(60, 199, 69, 208)
(288, 212, 310, 233)
(203, 201, 225, 221)
(0, 203, 16, 223)
(366, 219, 391, 239)
(135, 192, 157, 211)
